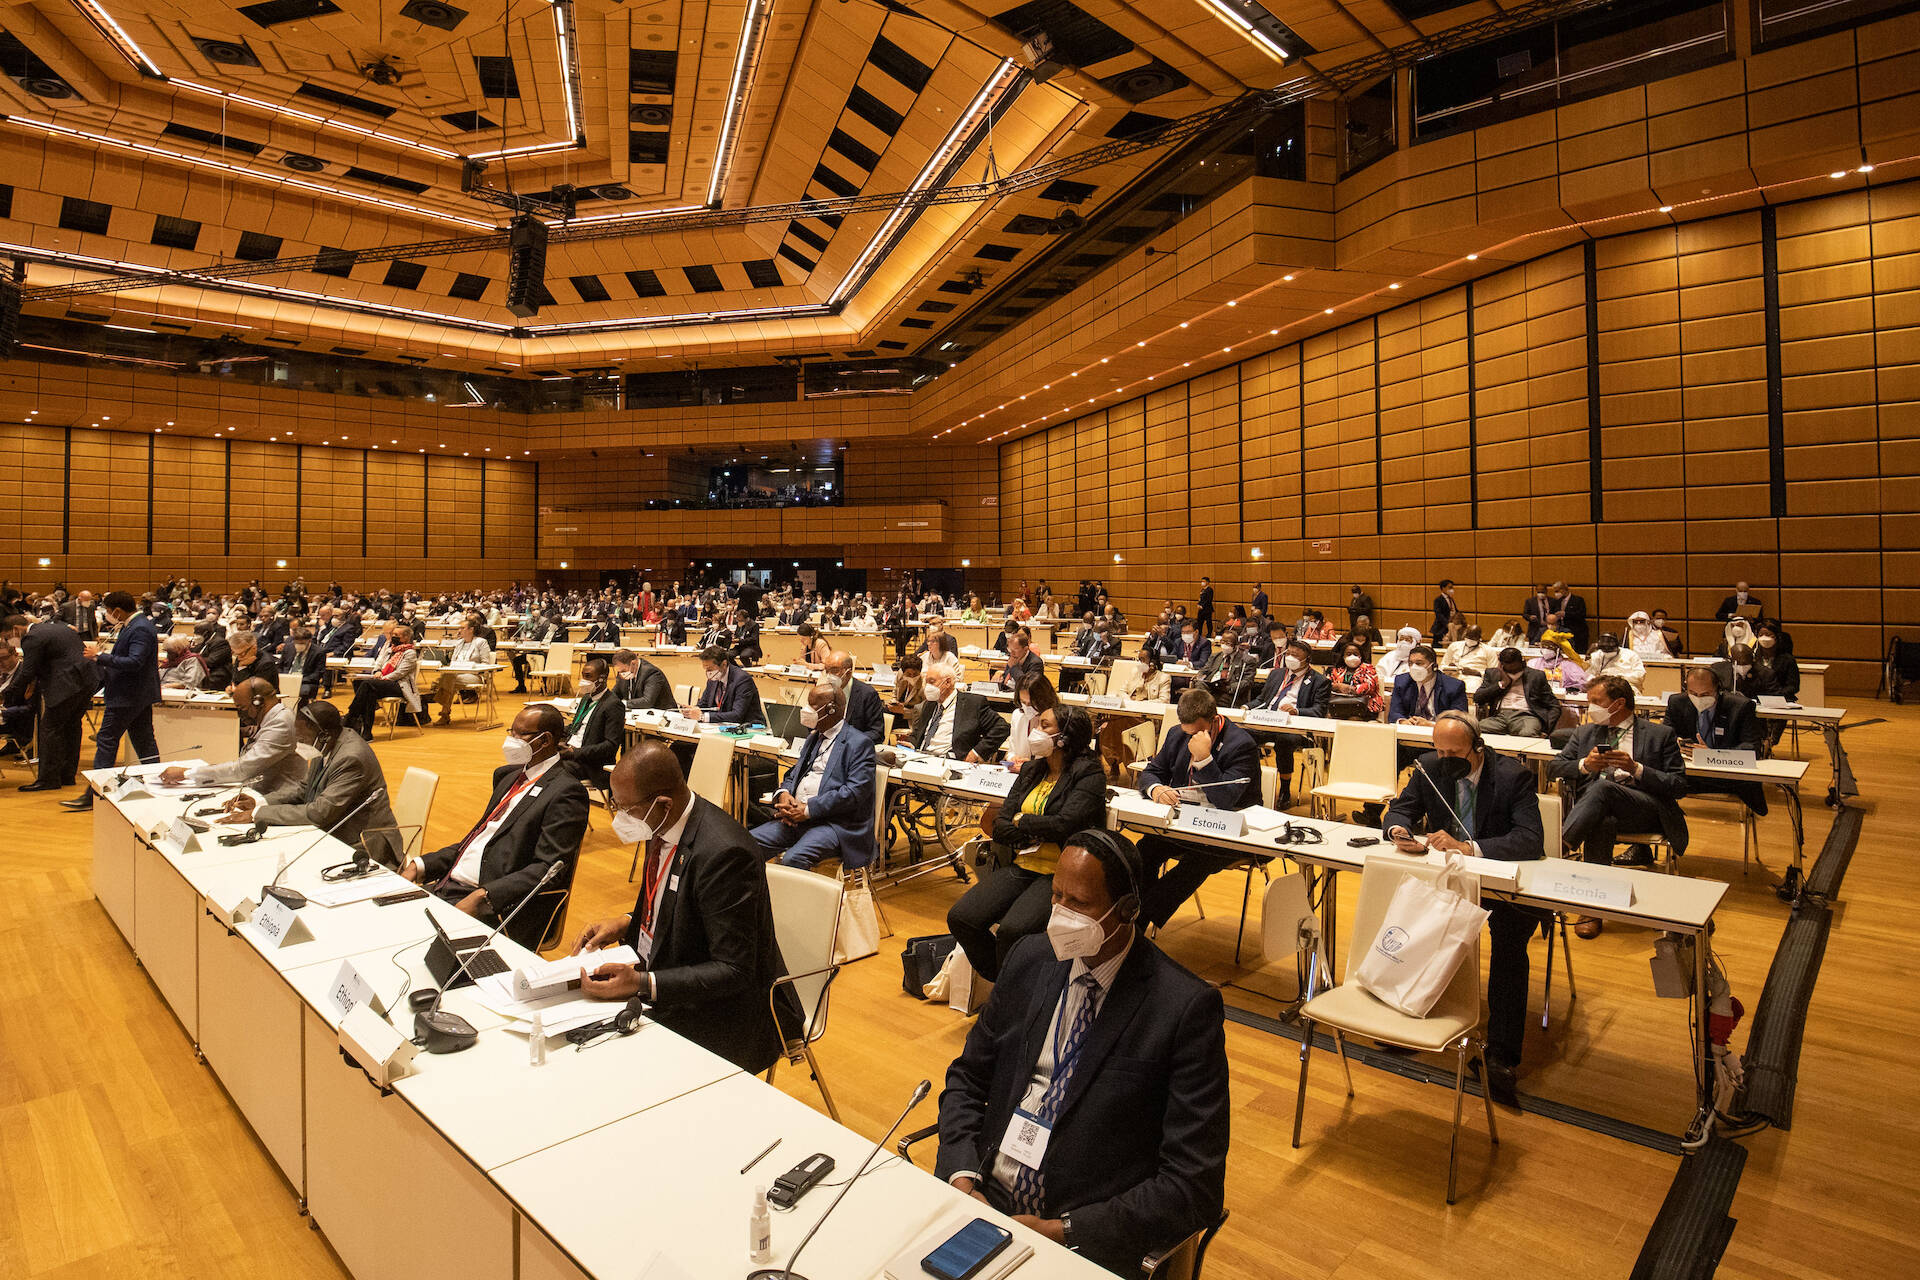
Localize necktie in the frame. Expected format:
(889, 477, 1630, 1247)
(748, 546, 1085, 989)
(1698, 707, 1715, 746)
(638, 835, 668, 931)
(923, 702, 943, 748)
(1009, 973, 1100, 1215)
(1456, 778, 1476, 841)
(448, 770, 531, 867)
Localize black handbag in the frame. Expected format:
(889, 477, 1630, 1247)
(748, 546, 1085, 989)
(900, 934, 958, 1000)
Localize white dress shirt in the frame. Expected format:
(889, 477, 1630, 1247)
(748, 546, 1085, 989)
(792, 720, 843, 810)
(925, 690, 959, 757)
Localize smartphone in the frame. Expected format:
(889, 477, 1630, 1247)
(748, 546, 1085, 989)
(922, 1218, 1014, 1280)
(374, 888, 429, 906)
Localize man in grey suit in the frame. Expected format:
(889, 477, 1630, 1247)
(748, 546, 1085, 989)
(219, 701, 402, 866)
(156, 677, 307, 797)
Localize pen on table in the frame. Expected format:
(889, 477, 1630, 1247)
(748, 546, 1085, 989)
(741, 1138, 781, 1175)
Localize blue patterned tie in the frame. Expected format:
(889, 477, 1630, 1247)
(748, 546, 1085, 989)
(1456, 778, 1477, 841)
(1010, 974, 1099, 1215)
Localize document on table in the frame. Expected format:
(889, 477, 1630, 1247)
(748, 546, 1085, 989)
(508, 946, 640, 1000)
(303, 870, 409, 908)
(471, 947, 641, 1034)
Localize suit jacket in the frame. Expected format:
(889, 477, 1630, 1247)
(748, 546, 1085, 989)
(424, 761, 589, 945)
(232, 653, 282, 691)
(278, 642, 326, 698)
(912, 692, 1008, 761)
(1174, 635, 1211, 668)
(60, 599, 100, 640)
(17, 619, 92, 709)
(198, 634, 234, 690)
(1558, 593, 1590, 652)
(1474, 666, 1561, 729)
(319, 618, 361, 658)
(1522, 593, 1553, 641)
(1664, 691, 1767, 813)
(1550, 717, 1690, 853)
(1139, 719, 1261, 808)
(619, 796, 802, 1073)
(730, 617, 762, 664)
(562, 692, 626, 780)
(936, 936, 1230, 1274)
(256, 729, 401, 866)
(697, 665, 765, 725)
(1432, 593, 1457, 641)
(580, 620, 621, 645)
(998, 648, 1043, 691)
(1383, 749, 1543, 861)
(776, 724, 878, 868)
(989, 752, 1108, 854)
(94, 613, 161, 709)
(1388, 671, 1468, 722)
(1715, 594, 1763, 622)
(1250, 666, 1330, 718)
(615, 659, 675, 710)
(1196, 585, 1214, 617)
(843, 676, 885, 741)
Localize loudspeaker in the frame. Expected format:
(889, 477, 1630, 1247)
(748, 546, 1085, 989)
(505, 216, 549, 319)
(0, 262, 21, 360)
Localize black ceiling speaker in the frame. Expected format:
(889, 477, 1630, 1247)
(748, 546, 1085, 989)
(629, 102, 672, 126)
(504, 215, 549, 319)
(17, 75, 75, 99)
(400, 0, 469, 31)
(592, 184, 634, 201)
(1048, 208, 1083, 235)
(281, 152, 326, 172)
(193, 36, 262, 67)
(1102, 61, 1187, 104)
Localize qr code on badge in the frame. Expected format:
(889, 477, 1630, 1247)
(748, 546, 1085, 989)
(1018, 1119, 1040, 1144)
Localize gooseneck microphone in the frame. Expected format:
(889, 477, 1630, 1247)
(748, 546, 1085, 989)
(1409, 758, 1470, 842)
(260, 788, 387, 908)
(749, 1078, 932, 1280)
(415, 859, 565, 1055)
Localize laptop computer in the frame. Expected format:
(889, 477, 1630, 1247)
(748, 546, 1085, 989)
(422, 908, 509, 988)
(764, 701, 802, 741)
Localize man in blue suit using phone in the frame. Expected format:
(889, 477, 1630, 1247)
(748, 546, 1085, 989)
(64, 591, 161, 811)
(751, 682, 876, 871)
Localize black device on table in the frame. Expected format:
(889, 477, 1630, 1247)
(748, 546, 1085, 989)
(422, 910, 508, 986)
(375, 887, 429, 906)
(766, 1153, 834, 1209)
(922, 1219, 1015, 1280)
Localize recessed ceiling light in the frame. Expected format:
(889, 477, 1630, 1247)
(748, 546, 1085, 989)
(1467, 253, 1479, 261)
(1658, 205, 1674, 213)
(1388, 282, 1401, 290)
(1830, 170, 1848, 179)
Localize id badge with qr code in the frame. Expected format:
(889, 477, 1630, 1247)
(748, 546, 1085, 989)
(1001, 1108, 1052, 1170)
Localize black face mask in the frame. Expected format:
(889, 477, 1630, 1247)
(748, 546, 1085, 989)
(1428, 754, 1471, 786)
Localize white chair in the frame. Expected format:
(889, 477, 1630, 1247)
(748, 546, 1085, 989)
(687, 734, 734, 810)
(764, 864, 845, 1120)
(278, 672, 303, 702)
(844, 765, 893, 939)
(390, 766, 438, 861)
(1107, 658, 1140, 697)
(527, 642, 575, 696)
(1309, 721, 1399, 820)
(1292, 859, 1497, 1204)
(1535, 793, 1576, 1030)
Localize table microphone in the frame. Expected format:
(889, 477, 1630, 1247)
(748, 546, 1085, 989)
(260, 788, 387, 908)
(112, 744, 202, 791)
(749, 1078, 932, 1280)
(1410, 758, 1470, 842)
(415, 859, 564, 1055)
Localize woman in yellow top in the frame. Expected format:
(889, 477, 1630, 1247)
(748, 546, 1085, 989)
(961, 594, 988, 622)
(946, 706, 1108, 980)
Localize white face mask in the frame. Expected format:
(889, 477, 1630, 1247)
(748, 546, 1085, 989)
(1631, 620, 1649, 633)
(1283, 654, 1305, 671)
(1046, 900, 1116, 960)
(1688, 692, 1715, 711)
(1395, 637, 1414, 655)
(578, 680, 601, 697)
(1025, 728, 1055, 758)
(800, 705, 823, 729)
(1757, 635, 1775, 649)
(1182, 634, 1196, 646)
(502, 734, 536, 766)
(611, 796, 668, 845)
(1409, 664, 1432, 683)
(1586, 705, 1612, 725)
(1344, 653, 1362, 668)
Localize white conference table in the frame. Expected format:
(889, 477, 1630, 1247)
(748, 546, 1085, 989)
(83, 767, 1104, 1280)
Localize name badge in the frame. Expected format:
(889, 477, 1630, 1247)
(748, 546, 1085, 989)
(327, 959, 385, 1019)
(1172, 805, 1246, 839)
(787, 663, 813, 677)
(1245, 708, 1291, 728)
(1001, 1108, 1053, 1170)
(1537, 863, 1635, 909)
(1088, 693, 1125, 710)
(1694, 747, 1758, 770)
(249, 894, 311, 949)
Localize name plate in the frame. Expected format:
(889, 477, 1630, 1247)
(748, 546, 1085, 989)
(114, 774, 153, 801)
(969, 681, 1002, 695)
(971, 770, 1018, 797)
(1088, 693, 1126, 710)
(327, 959, 386, 1019)
(872, 664, 894, 682)
(786, 663, 814, 677)
(1538, 865, 1635, 909)
(249, 894, 311, 949)
(1172, 805, 1246, 839)
(1245, 708, 1291, 728)
(1694, 747, 1758, 770)
(154, 816, 199, 858)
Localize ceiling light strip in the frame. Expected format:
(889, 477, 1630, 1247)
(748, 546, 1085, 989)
(1195, 0, 1289, 62)
(69, 0, 160, 77)
(551, 0, 584, 145)
(706, 0, 777, 207)
(171, 79, 463, 161)
(4, 116, 496, 230)
(831, 58, 1021, 307)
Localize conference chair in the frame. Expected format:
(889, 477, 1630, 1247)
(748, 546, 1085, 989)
(278, 672, 303, 702)
(1291, 859, 1498, 1204)
(391, 766, 438, 862)
(1308, 721, 1399, 821)
(527, 642, 575, 696)
(374, 694, 422, 740)
(839, 765, 893, 936)
(764, 864, 844, 1121)
(1536, 794, 1577, 1032)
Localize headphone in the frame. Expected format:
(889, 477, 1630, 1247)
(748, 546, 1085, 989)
(1067, 828, 1144, 924)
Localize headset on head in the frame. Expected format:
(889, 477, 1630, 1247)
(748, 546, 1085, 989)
(1066, 827, 1144, 924)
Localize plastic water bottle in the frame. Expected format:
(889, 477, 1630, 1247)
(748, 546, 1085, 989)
(748, 1186, 771, 1263)
(528, 1011, 546, 1066)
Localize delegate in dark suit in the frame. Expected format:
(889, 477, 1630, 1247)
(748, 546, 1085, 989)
(89, 606, 162, 772)
(256, 727, 401, 866)
(750, 720, 876, 870)
(559, 691, 626, 787)
(17, 617, 92, 787)
(1382, 744, 1544, 1071)
(615, 658, 675, 710)
(695, 663, 766, 726)
(998, 646, 1044, 691)
(912, 690, 1009, 760)
(1473, 663, 1561, 737)
(1388, 670, 1468, 722)
(1550, 715, 1689, 862)
(196, 631, 233, 691)
(419, 760, 588, 948)
(936, 935, 1230, 1276)
(278, 640, 326, 701)
(1136, 715, 1262, 928)
(842, 675, 885, 741)
(1664, 691, 1767, 814)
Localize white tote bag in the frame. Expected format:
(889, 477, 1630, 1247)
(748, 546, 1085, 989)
(1353, 857, 1489, 1018)
(833, 881, 881, 964)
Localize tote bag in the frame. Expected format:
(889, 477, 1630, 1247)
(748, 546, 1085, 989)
(1353, 857, 1488, 1018)
(833, 881, 881, 964)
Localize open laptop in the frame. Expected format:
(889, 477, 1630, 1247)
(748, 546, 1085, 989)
(764, 701, 803, 741)
(422, 908, 509, 989)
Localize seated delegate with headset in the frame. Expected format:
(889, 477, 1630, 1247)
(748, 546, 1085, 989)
(936, 829, 1230, 1275)
(218, 701, 403, 866)
(1132, 687, 1261, 929)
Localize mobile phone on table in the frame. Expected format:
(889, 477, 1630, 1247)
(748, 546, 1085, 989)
(922, 1218, 1014, 1280)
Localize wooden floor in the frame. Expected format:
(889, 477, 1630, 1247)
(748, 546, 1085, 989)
(2, 692, 1916, 1279)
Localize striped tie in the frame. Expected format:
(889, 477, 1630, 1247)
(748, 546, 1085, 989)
(1010, 974, 1099, 1216)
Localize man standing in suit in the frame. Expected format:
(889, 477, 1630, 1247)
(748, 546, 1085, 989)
(1552, 674, 1689, 937)
(823, 650, 884, 741)
(1473, 647, 1561, 738)
(403, 704, 588, 948)
(611, 648, 675, 710)
(15, 610, 92, 792)
(912, 664, 1008, 762)
(1715, 581, 1763, 622)
(1135, 688, 1263, 928)
(572, 744, 803, 1073)
(558, 657, 625, 789)
(218, 701, 401, 866)
(751, 683, 876, 871)
(1346, 585, 1374, 633)
(682, 645, 765, 726)
(1194, 576, 1215, 638)
(936, 830, 1229, 1274)
(1251, 582, 1269, 619)
(1664, 664, 1767, 815)
(1384, 712, 1545, 1106)
(62, 592, 162, 811)
(1432, 579, 1459, 642)
(61, 590, 101, 641)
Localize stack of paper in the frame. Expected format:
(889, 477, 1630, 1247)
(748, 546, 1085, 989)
(510, 946, 639, 1000)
